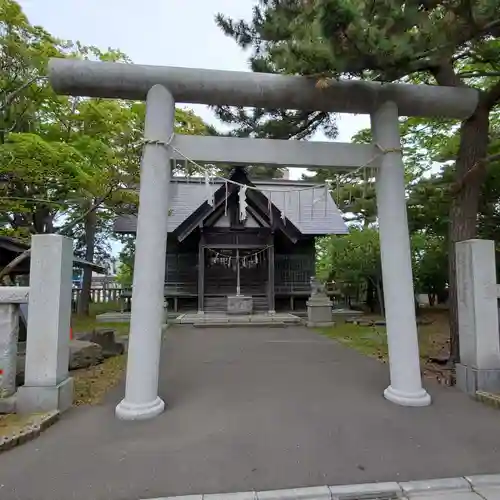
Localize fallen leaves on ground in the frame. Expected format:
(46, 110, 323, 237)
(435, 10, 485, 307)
(0, 413, 45, 438)
(72, 355, 126, 406)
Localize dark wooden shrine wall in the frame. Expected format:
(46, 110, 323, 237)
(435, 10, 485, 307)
(164, 233, 316, 297)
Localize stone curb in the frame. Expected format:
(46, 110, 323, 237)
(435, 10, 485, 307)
(475, 391, 500, 409)
(0, 410, 60, 454)
(143, 474, 500, 500)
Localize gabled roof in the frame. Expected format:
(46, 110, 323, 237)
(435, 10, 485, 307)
(114, 173, 348, 236)
(174, 168, 302, 242)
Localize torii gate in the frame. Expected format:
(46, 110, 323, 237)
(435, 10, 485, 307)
(48, 59, 478, 420)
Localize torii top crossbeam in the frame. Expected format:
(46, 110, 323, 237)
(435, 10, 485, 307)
(48, 58, 478, 119)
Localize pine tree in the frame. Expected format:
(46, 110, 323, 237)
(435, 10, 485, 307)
(216, 164, 285, 180)
(211, 84, 338, 180)
(216, 0, 500, 363)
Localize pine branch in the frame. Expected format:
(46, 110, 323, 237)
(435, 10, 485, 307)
(450, 152, 500, 195)
(431, 61, 465, 87)
(483, 79, 500, 110)
(458, 71, 500, 78)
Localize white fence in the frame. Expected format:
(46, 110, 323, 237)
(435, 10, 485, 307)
(72, 287, 126, 304)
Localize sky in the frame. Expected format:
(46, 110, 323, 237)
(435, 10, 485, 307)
(18, 0, 370, 181)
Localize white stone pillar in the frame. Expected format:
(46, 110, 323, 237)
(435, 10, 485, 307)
(371, 101, 431, 407)
(115, 84, 174, 421)
(17, 235, 74, 414)
(455, 239, 500, 394)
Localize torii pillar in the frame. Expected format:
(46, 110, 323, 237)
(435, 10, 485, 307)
(115, 85, 174, 420)
(371, 101, 431, 407)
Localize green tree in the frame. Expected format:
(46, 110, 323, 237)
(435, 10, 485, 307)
(60, 99, 211, 314)
(115, 234, 135, 287)
(318, 227, 449, 314)
(0, 0, 76, 237)
(112, 108, 212, 293)
(412, 233, 448, 306)
(317, 228, 384, 312)
(216, 0, 500, 363)
(0, 1, 213, 313)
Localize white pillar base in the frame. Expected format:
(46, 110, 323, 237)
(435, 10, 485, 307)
(384, 385, 431, 407)
(115, 395, 165, 421)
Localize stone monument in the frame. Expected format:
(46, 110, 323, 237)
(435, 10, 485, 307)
(17, 234, 74, 414)
(306, 276, 334, 327)
(455, 239, 500, 395)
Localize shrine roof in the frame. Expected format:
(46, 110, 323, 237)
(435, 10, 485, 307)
(114, 176, 348, 236)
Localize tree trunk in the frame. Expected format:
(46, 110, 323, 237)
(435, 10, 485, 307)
(428, 293, 436, 307)
(414, 295, 421, 317)
(366, 277, 376, 313)
(77, 204, 97, 316)
(448, 105, 490, 363)
(374, 278, 385, 316)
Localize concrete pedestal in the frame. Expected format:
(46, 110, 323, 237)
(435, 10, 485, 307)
(16, 235, 74, 414)
(456, 364, 500, 395)
(307, 296, 334, 327)
(18, 378, 74, 413)
(227, 295, 253, 315)
(455, 239, 500, 395)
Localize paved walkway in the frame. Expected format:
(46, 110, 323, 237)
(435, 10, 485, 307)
(1, 326, 500, 500)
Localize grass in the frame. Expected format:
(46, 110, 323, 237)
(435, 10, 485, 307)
(320, 308, 453, 385)
(321, 322, 389, 360)
(71, 301, 130, 338)
(71, 316, 130, 338)
(70, 301, 129, 405)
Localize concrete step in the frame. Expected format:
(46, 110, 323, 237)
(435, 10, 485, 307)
(173, 312, 302, 325)
(193, 321, 286, 328)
